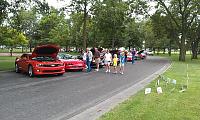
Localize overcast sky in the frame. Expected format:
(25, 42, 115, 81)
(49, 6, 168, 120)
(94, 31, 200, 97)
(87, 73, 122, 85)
(46, 0, 70, 9)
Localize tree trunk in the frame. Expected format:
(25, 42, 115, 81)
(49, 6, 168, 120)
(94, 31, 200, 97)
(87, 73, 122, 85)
(157, 48, 160, 55)
(163, 48, 165, 54)
(179, 34, 186, 61)
(112, 37, 115, 49)
(29, 40, 32, 52)
(22, 46, 24, 53)
(191, 40, 198, 59)
(168, 40, 172, 56)
(153, 48, 156, 54)
(82, 0, 87, 51)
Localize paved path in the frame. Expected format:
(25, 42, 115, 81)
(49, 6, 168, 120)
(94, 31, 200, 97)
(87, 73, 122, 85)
(0, 56, 170, 120)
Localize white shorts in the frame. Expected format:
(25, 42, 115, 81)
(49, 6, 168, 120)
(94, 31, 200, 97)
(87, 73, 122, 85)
(104, 60, 111, 65)
(119, 63, 125, 67)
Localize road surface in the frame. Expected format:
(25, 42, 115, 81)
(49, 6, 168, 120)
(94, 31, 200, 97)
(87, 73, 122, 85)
(0, 56, 169, 120)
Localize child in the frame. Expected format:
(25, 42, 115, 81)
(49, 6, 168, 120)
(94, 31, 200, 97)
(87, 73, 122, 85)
(113, 54, 118, 73)
(119, 52, 125, 74)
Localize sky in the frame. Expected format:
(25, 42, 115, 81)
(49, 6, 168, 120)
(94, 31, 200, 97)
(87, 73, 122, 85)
(46, 0, 157, 19)
(46, 0, 70, 9)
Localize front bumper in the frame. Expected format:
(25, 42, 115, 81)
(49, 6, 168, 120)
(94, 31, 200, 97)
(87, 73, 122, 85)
(33, 66, 65, 75)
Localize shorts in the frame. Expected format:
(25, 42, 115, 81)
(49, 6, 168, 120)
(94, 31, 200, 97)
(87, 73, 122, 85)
(95, 58, 100, 64)
(119, 63, 125, 67)
(104, 60, 111, 65)
(113, 62, 117, 67)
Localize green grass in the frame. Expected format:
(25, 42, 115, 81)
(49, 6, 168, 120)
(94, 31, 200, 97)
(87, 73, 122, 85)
(0, 56, 15, 71)
(0, 61, 14, 71)
(0, 56, 16, 60)
(99, 55, 200, 120)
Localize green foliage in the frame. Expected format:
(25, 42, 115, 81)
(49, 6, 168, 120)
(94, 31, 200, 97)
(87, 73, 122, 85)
(1, 27, 28, 48)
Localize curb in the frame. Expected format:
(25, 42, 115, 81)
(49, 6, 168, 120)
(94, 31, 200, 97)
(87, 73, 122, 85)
(0, 70, 14, 73)
(66, 62, 172, 120)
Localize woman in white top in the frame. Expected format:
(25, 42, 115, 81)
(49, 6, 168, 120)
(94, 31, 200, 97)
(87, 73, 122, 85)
(104, 49, 112, 72)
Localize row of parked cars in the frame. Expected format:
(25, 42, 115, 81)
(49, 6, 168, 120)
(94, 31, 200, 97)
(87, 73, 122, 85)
(15, 45, 148, 77)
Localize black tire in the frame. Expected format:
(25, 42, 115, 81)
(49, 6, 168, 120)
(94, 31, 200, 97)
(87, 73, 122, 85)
(15, 63, 20, 73)
(28, 65, 34, 77)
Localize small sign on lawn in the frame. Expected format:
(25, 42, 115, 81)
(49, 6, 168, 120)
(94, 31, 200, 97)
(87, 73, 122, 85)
(145, 88, 151, 95)
(157, 87, 163, 94)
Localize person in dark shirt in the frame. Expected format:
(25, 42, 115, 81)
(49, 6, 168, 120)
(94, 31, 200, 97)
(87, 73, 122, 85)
(131, 48, 136, 64)
(94, 48, 100, 71)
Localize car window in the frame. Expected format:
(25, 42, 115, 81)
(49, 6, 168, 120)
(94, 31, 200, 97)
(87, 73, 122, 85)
(32, 56, 55, 61)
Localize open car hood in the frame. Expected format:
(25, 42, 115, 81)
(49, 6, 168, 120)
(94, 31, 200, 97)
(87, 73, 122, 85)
(31, 45, 59, 58)
(137, 50, 144, 54)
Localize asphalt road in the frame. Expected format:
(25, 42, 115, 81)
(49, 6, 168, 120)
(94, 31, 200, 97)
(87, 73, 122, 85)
(0, 56, 169, 120)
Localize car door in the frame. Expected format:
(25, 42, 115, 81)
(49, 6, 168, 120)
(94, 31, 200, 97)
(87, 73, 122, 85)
(21, 54, 30, 72)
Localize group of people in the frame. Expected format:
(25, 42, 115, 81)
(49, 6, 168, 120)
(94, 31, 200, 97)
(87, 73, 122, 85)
(83, 48, 137, 75)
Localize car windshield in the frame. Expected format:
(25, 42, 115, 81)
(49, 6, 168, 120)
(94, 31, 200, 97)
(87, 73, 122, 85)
(58, 54, 73, 59)
(32, 56, 55, 61)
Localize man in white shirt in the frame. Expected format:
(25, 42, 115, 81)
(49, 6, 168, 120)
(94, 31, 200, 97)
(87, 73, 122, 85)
(104, 49, 112, 72)
(83, 48, 93, 72)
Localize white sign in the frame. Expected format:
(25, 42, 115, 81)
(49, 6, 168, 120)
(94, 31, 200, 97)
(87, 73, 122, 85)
(171, 79, 176, 85)
(157, 87, 163, 94)
(145, 88, 151, 94)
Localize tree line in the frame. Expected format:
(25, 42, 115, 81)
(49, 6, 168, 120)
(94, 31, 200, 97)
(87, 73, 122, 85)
(0, 0, 199, 61)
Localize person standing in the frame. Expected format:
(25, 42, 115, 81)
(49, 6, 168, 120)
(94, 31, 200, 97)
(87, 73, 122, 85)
(104, 49, 112, 73)
(86, 48, 93, 72)
(131, 48, 136, 64)
(119, 51, 125, 74)
(94, 48, 100, 71)
(113, 54, 118, 73)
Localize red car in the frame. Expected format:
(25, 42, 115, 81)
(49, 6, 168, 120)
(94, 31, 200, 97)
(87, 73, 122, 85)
(127, 50, 147, 61)
(15, 45, 65, 77)
(57, 53, 85, 71)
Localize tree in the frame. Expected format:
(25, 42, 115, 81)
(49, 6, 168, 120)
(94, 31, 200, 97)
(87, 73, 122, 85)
(154, 0, 200, 61)
(93, 0, 128, 49)
(69, 0, 95, 50)
(0, 0, 9, 25)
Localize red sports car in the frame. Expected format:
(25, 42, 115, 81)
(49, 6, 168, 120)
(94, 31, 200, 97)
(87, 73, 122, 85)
(15, 45, 65, 77)
(127, 50, 147, 61)
(57, 53, 86, 71)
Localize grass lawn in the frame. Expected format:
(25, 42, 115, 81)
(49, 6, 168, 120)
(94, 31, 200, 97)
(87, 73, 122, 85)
(0, 61, 14, 71)
(0, 56, 16, 60)
(0, 56, 15, 71)
(99, 55, 200, 120)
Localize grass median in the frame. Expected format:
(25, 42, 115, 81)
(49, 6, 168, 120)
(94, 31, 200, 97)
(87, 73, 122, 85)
(99, 55, 200, 120)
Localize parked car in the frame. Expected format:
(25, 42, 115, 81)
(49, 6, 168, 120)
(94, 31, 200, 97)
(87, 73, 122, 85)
(127, 52, 133, 61)
(147, 50, 154, 56)
(15, 45, 65, 77)
(57, 53, 85, 71)
(135, 50, 147, 60)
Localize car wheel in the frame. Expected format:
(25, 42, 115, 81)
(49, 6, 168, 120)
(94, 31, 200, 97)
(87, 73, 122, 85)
(28, 65, 34, 77)
(15, 63, 20, 73)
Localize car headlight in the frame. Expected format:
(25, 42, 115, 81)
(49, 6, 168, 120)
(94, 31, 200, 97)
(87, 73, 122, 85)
(37, 64, 43, 67)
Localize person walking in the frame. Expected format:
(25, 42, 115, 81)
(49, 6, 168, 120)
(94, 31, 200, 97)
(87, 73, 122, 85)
(104, 49, 112, 73)
(113, 54, 118, 73)
(94, 48, 101, 71)
(131, 48, 136, 64)
(119, 51, 125, 74)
